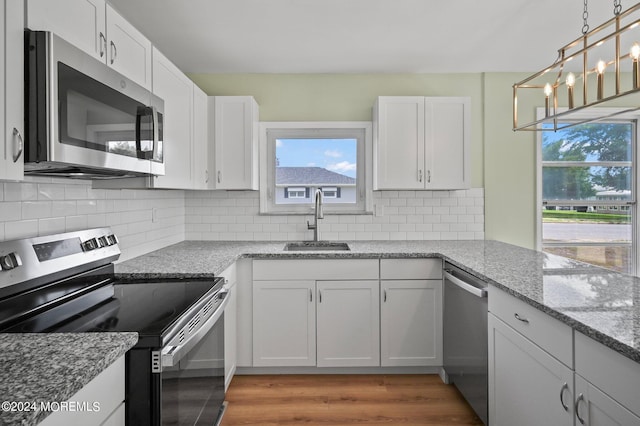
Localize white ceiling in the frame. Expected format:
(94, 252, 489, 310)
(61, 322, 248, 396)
(108, 0, 616, 74)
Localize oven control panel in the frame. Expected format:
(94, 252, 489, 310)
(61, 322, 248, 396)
(0, 228, 120, 292)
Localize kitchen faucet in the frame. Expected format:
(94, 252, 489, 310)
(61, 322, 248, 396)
(307, 189, 324, 241)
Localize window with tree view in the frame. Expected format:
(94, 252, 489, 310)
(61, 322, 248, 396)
(540, 122, 635, 274)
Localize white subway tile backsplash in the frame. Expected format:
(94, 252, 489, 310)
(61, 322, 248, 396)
(5, 219, 38, 240)
(0, 182, 484, 246)
(0, 178, 185, 261)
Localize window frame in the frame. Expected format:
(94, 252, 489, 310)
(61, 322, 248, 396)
(535, 108, 639, 275)
(259, 122, 373, 215)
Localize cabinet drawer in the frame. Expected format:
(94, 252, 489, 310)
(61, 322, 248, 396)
(575, 332, 640, 416)
(253, 259, 379, 280)
(380, 258, 442, 280)
(489, 286, 572, 367)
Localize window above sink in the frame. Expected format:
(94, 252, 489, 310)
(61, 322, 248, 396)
(259, 122, 373, 215)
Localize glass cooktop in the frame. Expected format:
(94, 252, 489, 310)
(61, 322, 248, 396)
(0, 276, 222, 348)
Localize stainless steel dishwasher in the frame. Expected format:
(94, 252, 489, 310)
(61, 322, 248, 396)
(443, 262, 489, 425)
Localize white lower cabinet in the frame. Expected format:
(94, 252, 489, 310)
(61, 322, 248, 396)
(380, 280, 442, 366)
(574, 331, 640, 424)
(252, 280, 316, 367)
(575, 374, 640, 426)
(316, 280, 380, 367)
(488, 313, 574, 426)
(39, 356, 125, 426)
(222, 264, 237, 391)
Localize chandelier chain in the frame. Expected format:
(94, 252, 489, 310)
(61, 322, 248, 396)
(614, 0, 622, 15)
(583, 0, 590, 34)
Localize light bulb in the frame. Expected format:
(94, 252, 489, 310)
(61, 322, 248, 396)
(597, 60, 606, 74)
(566, 73, 576, 88)
(631, 43, 640, 61)
(544, 83, 553, 97)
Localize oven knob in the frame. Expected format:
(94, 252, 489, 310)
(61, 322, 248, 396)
(97, 236, 108, 248)
(81, 238, 98, 251)
(107, 234, 119, 246)
(0, 252, 22, 271)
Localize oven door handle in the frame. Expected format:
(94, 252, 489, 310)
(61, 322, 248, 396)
(161, 288, 230, 368)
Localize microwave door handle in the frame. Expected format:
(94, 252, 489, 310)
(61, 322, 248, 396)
(151, 105, 159, 161)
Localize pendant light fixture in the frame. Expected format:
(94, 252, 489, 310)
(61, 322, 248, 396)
(513, 1, 640, 131)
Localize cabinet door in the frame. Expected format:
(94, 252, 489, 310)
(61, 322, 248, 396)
(192, 85, 209, 190)
(1, 0, 24, 180)
(380, 280, 442, 366)
(223, 281, 237, 391)
(105, 4, 152, 89)
(151, 47, 194, 189)
(212, 96, 259, 190)
(575, 374, 640, 426)
(488, 313, 574, 426)
(26, 0, 106, 61)
(424, 97, 470, 189)
(374, 96, 425, 190)
(253, 281, 316, 367)
(316, 280, 380, 367)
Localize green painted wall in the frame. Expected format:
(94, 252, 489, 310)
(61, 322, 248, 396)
(483, 73, 538, 249)
(189, 72, 541, 248)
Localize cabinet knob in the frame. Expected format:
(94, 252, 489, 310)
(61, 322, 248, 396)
(418, 170, 423, 182)
(217, 171, 222, 183)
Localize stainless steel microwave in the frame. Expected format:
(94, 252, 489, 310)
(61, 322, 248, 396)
(24, 30, 164, 179)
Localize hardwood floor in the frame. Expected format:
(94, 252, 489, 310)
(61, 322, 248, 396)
(221, 374, 483, 425)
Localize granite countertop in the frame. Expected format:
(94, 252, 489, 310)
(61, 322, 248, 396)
(0, 333, 137, 426)
(115, 240, 640, 364)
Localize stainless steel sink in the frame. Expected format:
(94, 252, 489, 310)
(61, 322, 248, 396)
(283, 242, 351, 251)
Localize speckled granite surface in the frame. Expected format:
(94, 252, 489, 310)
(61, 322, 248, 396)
(0, 333, 137, 426)
(115, 240, 640, 364)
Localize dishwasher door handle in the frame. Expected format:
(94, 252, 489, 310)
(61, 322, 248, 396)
(444, 271, 488, 298)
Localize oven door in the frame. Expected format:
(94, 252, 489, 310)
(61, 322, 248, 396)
(161, 313, 226, 426)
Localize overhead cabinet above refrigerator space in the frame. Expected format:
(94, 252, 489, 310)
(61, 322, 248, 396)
(373, 96, 470, 190)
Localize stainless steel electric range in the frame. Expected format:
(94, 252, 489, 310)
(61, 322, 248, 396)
(0, 228, 229, 426)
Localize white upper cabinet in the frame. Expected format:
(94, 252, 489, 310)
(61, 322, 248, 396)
(209, 96, 259, 190)
(373, 96, 470, 190)
(192, 85, 209, 190)
(26, 0, 152, 89)
(104, 4, 152, 89)
(26, 0, 106, 60)
(0, 0, 24, 181)
(374, 96, 425, 190)
(150, 47, 194, 189)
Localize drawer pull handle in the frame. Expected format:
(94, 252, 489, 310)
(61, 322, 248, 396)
(575, 393, 585, 424)
(514, 313, 529, 323)
(559, 382, 569, 411)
